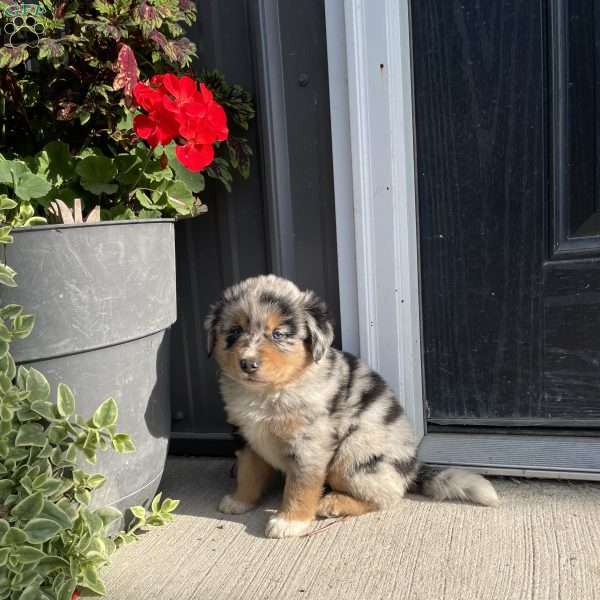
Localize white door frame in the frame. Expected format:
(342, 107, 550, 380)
(325, 0, 425, 440)
(325, 0, 600, 480)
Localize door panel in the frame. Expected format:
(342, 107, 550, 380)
(412, 0, 546, 422)
(412, 0, 600, 426)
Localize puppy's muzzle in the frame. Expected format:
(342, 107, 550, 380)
(240, 358, 260, 373)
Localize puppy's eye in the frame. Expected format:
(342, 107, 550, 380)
(229, 326, 243, 338)
(225, 326, 243, 347)
(272, 329, 286, 341)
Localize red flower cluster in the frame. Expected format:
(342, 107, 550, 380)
(132, 74, 228, 172)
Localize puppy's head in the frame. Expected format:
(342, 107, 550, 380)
(204, 275, 334, 388)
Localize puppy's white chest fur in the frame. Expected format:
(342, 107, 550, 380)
(221, 379, 300, 471)
(238, 419, 287, 471)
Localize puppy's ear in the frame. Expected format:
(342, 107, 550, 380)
(302, 291, 334, 363)
(204, 299, 224, 357)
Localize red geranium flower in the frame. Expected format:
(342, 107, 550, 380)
(133, 105, 179, 148)
(132, 74, 229, 173)
(175, 142, 215, 172)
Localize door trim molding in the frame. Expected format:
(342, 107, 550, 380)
(326, 0, 425, 438)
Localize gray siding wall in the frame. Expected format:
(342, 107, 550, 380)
(170, 0, 340, 454)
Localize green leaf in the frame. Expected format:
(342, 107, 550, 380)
(81, 181, 119, 196)
(56, 578, 77, 600)
(12, 492, 44, 520)
(87, 474, 106, 489)
(75, 155, 116, 184)
(39, 141, 74, 185)
(37, 555, 69, 576)
(0, 161, 12, 184)
(160, 498, 180, 514)
(115, 153, 143, 184)
(0, 195, 17, 212)
(92, 397, 118, 428)
(13, 545, 47, 564)
(13, 314, 35, 338)
(164, 181, 194, 215)
(165, 144, 205, 193)
(0, 341, 7, 359)
(138, 209, 162, 219)
(134, 189, 155, 210)
(36, 477, 64, 496)
(0, 322, 11, 342)
(2, 526, 26, 545)
(116, 110, 134, 130)
(80, 564, 106, 595)
(39, 500, 73, 529)
(30, 401, 57, 422)
(14, 172, 52, 202)
(15, 423, 47, 447)
(112, 433, 136, 453)
(16, 366, 28, 387)
(0, 304, 22, 319)
(0, 264, 17, 287)
(0, 479, 14, 497)
(0, 519, 8, 538)
(23, 216, 47, 227)
(95, 506, 122, 528)
(23, 518, 62, 543)
(74, 489, 91, 505)
(56, 384, 75, 418)
(0, 353, 15, 379)
(146, 514, 166, 526)
(151, 492, 162, 513)
(26, 368, 50, 403)
(129, 505, 145, 520)
(17, 583, 44, 600)
(0, 548, 7, 567)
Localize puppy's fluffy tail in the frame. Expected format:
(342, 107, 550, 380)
(414, 465, 499, 507)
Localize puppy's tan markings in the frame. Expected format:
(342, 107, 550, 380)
(326, 462, 354, 494)
(229, 446, 273, 506)
(259, 340, 312, 388)
(277, 473, 324, 522)
(317, 492, 375, 518)
(265, 311, 282, 332)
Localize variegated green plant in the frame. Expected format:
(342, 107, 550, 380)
(0, 223, 179, 598)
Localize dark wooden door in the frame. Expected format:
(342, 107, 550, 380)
(412, 0, 600, 430)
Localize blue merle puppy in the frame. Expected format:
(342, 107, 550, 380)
(205, 275, 498, 539)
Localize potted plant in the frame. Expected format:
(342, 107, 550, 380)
(0, 0, 254, 515)
(0, 224, 179, 597)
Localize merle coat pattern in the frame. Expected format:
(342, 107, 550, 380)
(205, 275, 498, 538)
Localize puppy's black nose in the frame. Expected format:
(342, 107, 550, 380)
(240, 358, 260, 373)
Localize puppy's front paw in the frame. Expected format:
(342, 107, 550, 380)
(265, 515, 311, 538)
(218, 494, 254, 514)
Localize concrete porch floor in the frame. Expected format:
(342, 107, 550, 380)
(104, 457, 600, 600)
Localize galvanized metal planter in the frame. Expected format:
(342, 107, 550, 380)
(4, 219, 176, 517)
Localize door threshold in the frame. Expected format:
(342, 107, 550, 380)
(418, 432, 600, 481)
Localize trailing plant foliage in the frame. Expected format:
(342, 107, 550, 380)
(0, 223, 179, 597)
(0, 0, 255, 222)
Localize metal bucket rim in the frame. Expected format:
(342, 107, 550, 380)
(11, 218, 177, 234)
